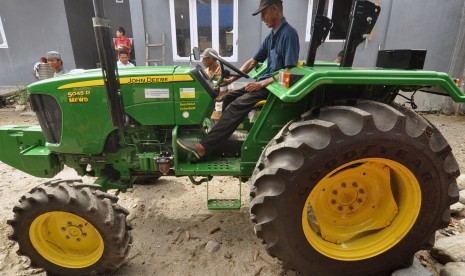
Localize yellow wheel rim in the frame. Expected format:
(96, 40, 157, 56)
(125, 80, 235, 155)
(302, 158, 421, 261)
(30, 211, 104, 268)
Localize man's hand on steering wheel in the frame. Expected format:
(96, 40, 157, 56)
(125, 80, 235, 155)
(209, 53, 249, 79)
(220, 76, 236, 87)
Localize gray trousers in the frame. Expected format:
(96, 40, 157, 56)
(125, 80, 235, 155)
(200, 87, 269, 151)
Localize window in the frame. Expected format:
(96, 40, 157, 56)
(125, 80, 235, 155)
(305, 0, 352, 42)
(0, 16, 8, 48)
(169, 0, 238, 62)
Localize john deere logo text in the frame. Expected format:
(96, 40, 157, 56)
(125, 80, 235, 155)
(127, 77, 169, 84)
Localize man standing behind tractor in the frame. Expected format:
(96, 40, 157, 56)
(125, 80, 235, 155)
(201, 48, 221, 80)
(200, 48, 224, 125)
(46, 51, 67, 77)
(117, 50, 135, 68)
(178, 0, 300, 159)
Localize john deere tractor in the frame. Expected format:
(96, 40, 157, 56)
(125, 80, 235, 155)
(1, 0, 464, 275)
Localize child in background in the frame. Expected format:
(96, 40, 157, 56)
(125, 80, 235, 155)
(114, 27, 132, 58)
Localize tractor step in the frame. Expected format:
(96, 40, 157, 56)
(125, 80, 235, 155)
(177, 158, 241, 175)
(207, 177, 242, 210)
(207, 199, 241, 210)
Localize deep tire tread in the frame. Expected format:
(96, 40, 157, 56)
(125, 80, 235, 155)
(250, 100, 459, 276)
(8, 181, 132, 275)
(101, 198, 115, 227)
(81, 187, 98, 213)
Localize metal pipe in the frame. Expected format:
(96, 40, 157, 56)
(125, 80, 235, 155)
(306, 0, 332, 66)
(92, 0, 124, 129)
(340, 0, 381, 67)
(93, 0, 105, 18)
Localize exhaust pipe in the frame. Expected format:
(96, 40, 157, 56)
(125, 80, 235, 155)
(306, 0, 332, 67)
(92, 0, 124, 129)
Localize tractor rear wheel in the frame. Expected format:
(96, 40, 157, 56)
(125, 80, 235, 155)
(251, 100, 459, 275)
(7, 180, 132, 275)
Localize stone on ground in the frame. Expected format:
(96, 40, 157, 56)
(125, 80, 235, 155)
(431, 234, 465, 264)
(205, 240, 220, 254)
(439, 262, 465, 276)
(457, 174, 465, 191)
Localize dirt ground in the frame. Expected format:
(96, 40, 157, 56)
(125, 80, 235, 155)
(0, 107, 464, 276)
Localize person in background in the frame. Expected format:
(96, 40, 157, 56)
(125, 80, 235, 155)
(46, 51, 67, 77)
(32, 57, 47, 80)
(177, 0, 300, 159)
(200, 48, 227, 126)
(200, 48, 223, 126)
(201, 48, 221, 80)
(114, 27, 132, 58)
(117, 50, 135, 68)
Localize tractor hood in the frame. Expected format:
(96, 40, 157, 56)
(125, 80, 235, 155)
(26, 65, 211, 155)
(28, 66, 193, 93)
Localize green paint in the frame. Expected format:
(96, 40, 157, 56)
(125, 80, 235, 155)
(0, 125, 62, 177)
(0, 62, 463, 193)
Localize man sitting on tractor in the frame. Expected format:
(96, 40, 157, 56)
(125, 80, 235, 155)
(177, 0, 300, 159)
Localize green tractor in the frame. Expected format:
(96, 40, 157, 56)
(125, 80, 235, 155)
(1, 0, 464, 275)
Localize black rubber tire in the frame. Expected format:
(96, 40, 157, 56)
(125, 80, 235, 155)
(250, 100, 459, 276)
(7, 179, 132, 275)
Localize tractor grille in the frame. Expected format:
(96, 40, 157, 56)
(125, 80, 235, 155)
(29, 94, 62, 144)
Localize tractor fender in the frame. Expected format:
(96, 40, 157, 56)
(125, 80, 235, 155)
(267, 66, 465, 103)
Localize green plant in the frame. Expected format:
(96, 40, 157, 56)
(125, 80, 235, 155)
(16, 85, 28, 105)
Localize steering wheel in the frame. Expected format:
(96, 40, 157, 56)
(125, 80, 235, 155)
(197, 65, 211, 81)
(191, 65, 218, 100)
(209, 53, 250, 79)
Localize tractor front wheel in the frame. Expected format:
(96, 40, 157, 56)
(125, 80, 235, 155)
(8, 180, 132, 275)
(251, 100, 459, 275)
